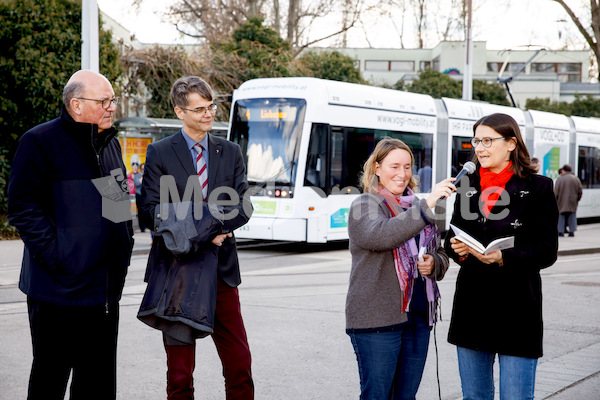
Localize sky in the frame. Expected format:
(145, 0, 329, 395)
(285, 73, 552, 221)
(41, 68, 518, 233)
(96, 0, 588, 51)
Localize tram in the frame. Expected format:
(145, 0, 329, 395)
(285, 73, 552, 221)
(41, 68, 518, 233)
(227, 77, 600, 242)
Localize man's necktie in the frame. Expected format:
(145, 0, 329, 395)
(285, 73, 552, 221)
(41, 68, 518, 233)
(193, 144, 208, 201)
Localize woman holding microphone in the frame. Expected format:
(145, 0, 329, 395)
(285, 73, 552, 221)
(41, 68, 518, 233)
(346, 137, 455, 399)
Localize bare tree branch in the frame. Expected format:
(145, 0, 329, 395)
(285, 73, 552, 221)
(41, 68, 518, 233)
(552, 0, 600, 78)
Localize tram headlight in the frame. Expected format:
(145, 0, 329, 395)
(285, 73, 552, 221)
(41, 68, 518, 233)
(264, 186, 293, 198)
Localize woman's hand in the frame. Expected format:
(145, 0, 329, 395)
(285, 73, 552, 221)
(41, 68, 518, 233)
(212, 232, 233, 247)
(468, 249, 503, 265)
(449, 237, 469, 257)
(417, 253, 435, 276)
(450, 238, 504, 265)
(425, 178, 457, 208)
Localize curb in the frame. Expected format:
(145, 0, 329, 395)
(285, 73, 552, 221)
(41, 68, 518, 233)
(132, 247, 152, 256)
(557, 247, 600, 257)
(130, 246, 600, 258)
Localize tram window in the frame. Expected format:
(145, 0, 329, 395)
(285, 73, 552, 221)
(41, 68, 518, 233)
(305, 123, 329, 193)
(578, 146, 600, 189)
(230, 98, 306, 186)
(327, 127, 433, 195)
(344, 128, 375, 192)
(451, 137, 475, 176)
(330, 127, 345, 192)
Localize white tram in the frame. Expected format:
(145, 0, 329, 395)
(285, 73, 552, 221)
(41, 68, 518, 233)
(227, 77, 600, 242)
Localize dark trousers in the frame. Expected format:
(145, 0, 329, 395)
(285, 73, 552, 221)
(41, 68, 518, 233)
(558, 211, 577, 234)
(26, 297, 119, 400)
(163, 278, 254, 400)
(135, 193, 146, 232)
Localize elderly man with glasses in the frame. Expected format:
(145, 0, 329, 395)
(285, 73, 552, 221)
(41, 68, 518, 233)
(8, 70, 134, 400)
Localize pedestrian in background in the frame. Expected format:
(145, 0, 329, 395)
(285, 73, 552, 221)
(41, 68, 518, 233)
(416, 159, 432, 193)
(346, 137, 454, 400)
(7, 70, 134, 400)
(138, 76, 254, 400)
(133, 162, 146, 232)
(554, 163, 583, 237)
(127, 159, 139, 196)
(445, 113, 558, 400)
(531, 156, 540, 173)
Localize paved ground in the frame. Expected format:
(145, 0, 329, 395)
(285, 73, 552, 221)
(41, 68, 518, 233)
(0, 223, 599, 399)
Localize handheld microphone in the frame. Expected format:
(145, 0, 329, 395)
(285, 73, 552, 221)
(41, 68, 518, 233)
(453, 161, 476, 183)
(437, 161, 476, 204)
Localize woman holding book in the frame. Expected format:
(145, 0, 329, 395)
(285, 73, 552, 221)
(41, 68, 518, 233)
(346, 137, 455, 399)
(445, 113, 559, 400)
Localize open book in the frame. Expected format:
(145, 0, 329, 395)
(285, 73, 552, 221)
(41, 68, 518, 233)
(449, 224, 514, 255)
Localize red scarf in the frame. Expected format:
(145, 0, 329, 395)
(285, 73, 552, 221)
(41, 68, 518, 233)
(479, 162, 514, 217)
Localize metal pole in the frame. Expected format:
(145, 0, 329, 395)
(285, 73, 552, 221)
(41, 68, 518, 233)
(82, 0, 99, 72)
(462, 0, 473, 100)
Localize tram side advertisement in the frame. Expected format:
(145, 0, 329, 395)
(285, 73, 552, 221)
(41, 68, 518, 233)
(534, 128, 569, 179)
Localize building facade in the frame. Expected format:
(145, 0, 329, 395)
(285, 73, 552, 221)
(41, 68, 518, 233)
(315, 42, 596, 108)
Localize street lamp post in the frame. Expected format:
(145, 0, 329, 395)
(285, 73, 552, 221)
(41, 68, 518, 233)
(462, 0, 473, 100)
(82, 0, 99, 72)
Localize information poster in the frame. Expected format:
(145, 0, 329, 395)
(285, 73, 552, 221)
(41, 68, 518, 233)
(119, 137, 152, 172)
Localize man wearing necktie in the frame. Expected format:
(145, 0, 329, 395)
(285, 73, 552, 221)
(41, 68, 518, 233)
(138, 76, 254, 399)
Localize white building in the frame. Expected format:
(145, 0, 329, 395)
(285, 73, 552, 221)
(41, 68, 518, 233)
(313, 42, 598, 108)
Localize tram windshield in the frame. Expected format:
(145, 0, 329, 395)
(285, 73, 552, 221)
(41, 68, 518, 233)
(230, 98, 306, 186)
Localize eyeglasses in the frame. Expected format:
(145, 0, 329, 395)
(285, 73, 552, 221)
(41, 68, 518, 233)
(471, 137, 507, 148)
(76, 97, 119, 110)
(178, 104, 217, 115)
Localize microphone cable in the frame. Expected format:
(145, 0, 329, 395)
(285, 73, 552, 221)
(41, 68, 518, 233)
(433, 320, 442, 400)
(432, 298, 443, 400)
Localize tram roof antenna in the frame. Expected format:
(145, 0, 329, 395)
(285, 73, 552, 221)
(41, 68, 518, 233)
(497, 47, 545, 107)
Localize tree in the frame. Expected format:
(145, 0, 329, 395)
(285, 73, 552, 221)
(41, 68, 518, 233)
(526, 97, 573, 115)
(0, 0, 121, 224)
(297, 50, 364, 83)
(120, 18, 322, 120)
(121, 45, 201, 118)
(526, 94, 600, 117)
(552, 0, 600, 80)
(404, 69, 462, 98)
(570, 94, 600, 116)
(411, 0, 428, 48)
(207, 16, 309, 93)
(472, 80, 510, 106)
(367, 0, 485, 49)
(134, 0, 368, 53)
(397, 70, 510, 106)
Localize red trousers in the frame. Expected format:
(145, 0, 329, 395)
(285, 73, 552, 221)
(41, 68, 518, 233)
(164, 278, 254, 400)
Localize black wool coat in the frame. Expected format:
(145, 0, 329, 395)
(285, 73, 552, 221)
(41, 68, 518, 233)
(8, 106, 134, 307)
(444, 171, 558, 358)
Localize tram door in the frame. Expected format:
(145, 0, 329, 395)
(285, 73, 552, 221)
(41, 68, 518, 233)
(451, 136, 475, 176)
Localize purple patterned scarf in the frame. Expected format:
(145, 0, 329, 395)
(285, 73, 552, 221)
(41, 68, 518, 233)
(378, 186, 442, 326)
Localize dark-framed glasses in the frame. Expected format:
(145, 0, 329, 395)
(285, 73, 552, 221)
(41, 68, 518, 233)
(179, 103, 218, 115)
(471, 137, 507, 148)
(76, 97, 119, 110)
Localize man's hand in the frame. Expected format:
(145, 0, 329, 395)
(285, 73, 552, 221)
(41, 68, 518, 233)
(212, 232, 233, 247)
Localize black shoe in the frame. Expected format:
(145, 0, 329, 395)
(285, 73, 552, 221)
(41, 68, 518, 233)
(558, 233, 564, 237)
(568, 232, 575, 237)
